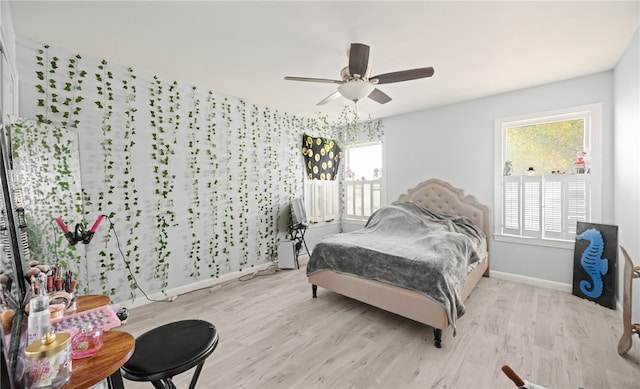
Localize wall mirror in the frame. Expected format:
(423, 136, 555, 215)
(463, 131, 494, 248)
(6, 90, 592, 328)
(0, 38, 25, 385)
(0, 122, 26, 302)
(0, 40, 25, 301)
(1, 115, 87, 381)
(3, 117, 86, 293)
(0, 120, 26, 385)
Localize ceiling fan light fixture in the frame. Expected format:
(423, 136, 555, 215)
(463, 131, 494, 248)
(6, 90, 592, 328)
(285, 42, 434, 105)
(338, 80, 375, 102)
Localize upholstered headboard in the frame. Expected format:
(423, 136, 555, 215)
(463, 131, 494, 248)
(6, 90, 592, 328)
(393, 178, 490, 243)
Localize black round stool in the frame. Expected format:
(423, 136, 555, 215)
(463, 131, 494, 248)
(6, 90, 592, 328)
(121, 319, 219, 389)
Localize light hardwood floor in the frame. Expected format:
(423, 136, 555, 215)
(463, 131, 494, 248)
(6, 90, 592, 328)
(119, 259, 640, 389)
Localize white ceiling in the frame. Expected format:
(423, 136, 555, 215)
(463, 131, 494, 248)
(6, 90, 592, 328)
(8, 1, 640, 121)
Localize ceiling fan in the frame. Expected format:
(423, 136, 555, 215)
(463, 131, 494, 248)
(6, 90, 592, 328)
(284, 43, 434, 105)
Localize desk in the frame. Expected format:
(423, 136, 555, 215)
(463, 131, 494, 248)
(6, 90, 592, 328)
(60, 295, 134, 389)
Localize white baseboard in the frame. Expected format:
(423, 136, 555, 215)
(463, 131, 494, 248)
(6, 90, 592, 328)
(491, 270, 573, 293)
(491, 271, 629, 315)
(113, 261, 275, 310)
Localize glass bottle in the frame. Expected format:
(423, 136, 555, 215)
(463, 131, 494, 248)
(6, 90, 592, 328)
(27, 295, 51, 345)
(71, 324, 104, 359)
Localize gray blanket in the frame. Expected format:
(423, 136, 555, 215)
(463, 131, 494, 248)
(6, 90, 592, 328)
(306, 202, 485, 334)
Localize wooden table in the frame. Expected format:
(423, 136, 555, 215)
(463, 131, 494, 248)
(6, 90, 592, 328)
(72, 294, 110, 312)
(60, 295, 135, 389)
(64, 330, 134, 388)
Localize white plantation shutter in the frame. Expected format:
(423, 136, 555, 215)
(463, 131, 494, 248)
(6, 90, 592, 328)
(354, 183, 362, 216)
(500, 174, 590, 240)
(543, 178, 563, 239)
(522, 177, 541, 237)
(343, 180, 382, 221)
(345, 184, 354, 215)
(371, 182, 381, 215)
(304, 180, 321, 223)
(566, 176, 590, 235)
(324, 180, 339, 222)
(543, 175, 590, 240)
(304, 180, 339, 223)
(502, 177, 520, 235)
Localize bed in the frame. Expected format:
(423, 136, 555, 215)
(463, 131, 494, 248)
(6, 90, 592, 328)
(306, 178, 490, 348)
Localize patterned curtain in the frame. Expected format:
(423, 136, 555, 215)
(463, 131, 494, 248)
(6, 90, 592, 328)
(302, 134, 341, 180)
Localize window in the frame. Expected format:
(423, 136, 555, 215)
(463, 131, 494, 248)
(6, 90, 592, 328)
(494, 104, 602, 246)
(343, 142, 383, 222)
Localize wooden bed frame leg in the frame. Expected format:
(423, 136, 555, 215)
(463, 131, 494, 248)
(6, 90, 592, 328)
(433, 328, 442, 348)
(312, 284, 318, 298)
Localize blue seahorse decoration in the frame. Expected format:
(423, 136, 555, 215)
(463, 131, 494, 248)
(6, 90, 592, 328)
(576, 228, 608, 298)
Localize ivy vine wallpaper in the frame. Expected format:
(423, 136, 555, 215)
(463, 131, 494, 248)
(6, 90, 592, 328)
(12, 37, 383, 305)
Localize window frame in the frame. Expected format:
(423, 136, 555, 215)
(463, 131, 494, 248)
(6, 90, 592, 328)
(493, 103, 603, 248)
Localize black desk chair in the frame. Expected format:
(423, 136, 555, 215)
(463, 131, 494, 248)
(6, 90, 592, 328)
(288, 197, 310, 269)
(121, 320, 219, 389)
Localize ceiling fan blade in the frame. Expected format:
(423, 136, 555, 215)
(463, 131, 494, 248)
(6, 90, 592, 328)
(371, 67, 434, 85)
(317, 91, 341, 106)
(348, 43, 370, 78)
(368, 88, 392, 104)
(284, 76, 342, 84)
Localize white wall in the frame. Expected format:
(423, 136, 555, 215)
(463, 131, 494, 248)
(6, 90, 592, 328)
(0, 1, 16, 68)
(613, 29, 639, 327)
(13, 36, 343, 305)
(0, 0, 18, 117)
(382, 71, 615, 287)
